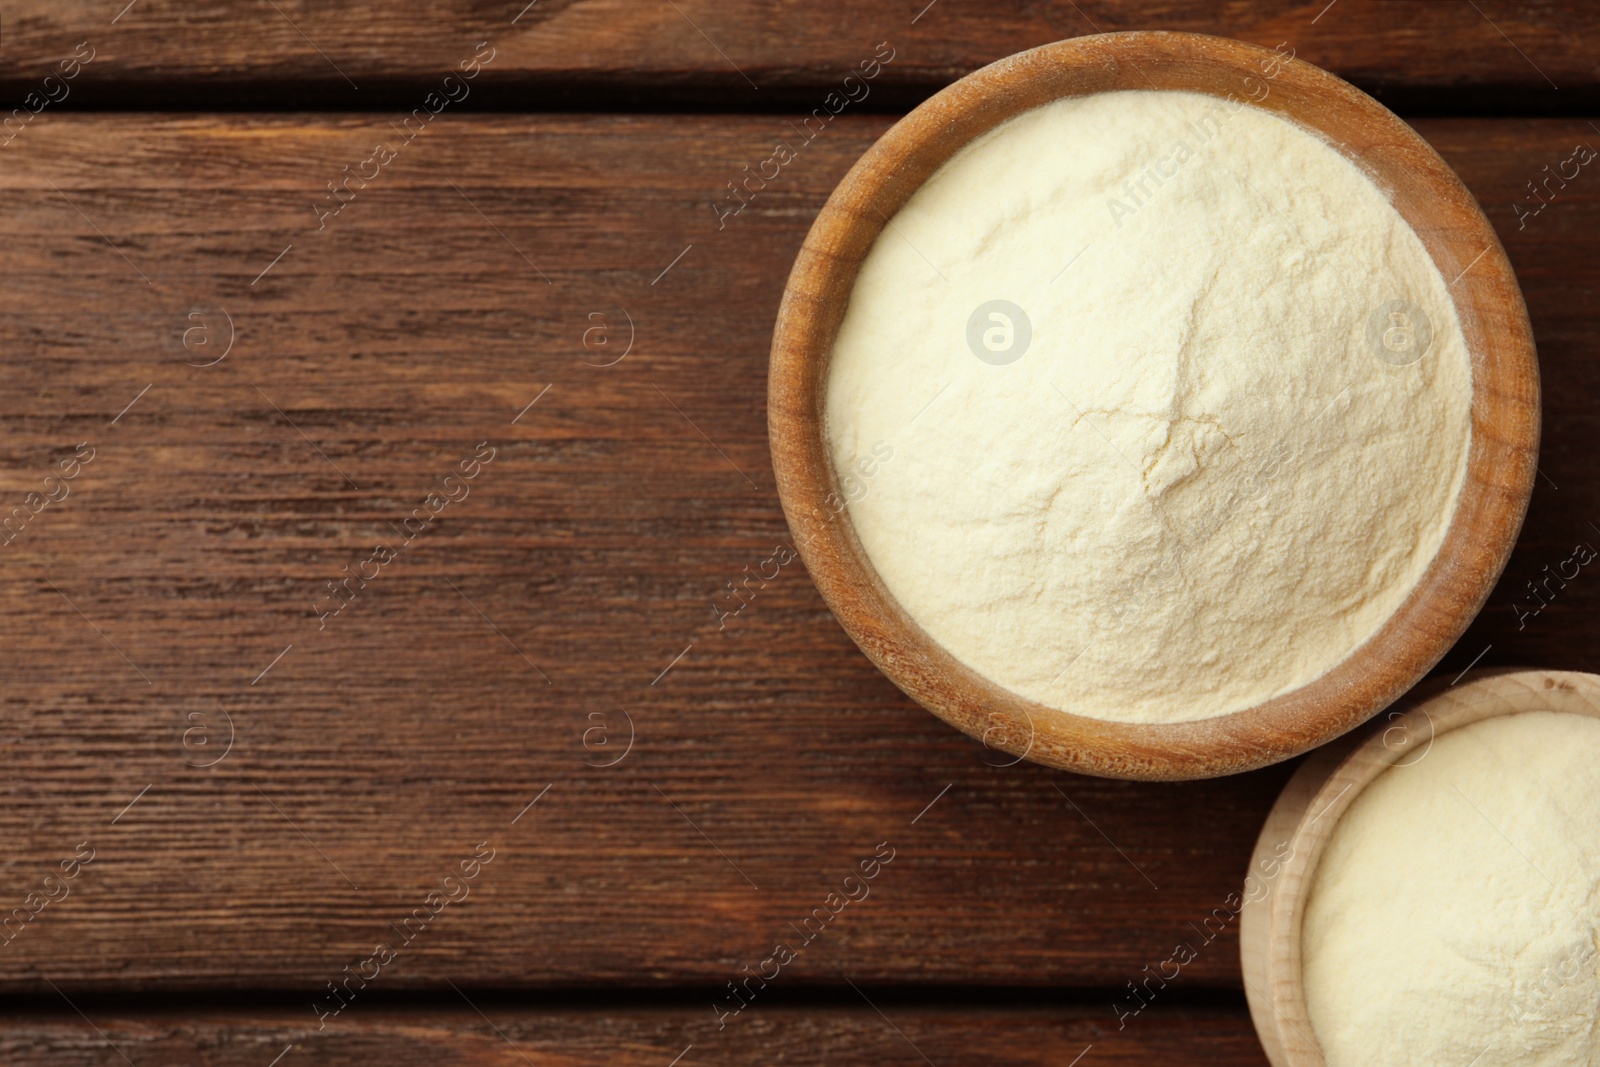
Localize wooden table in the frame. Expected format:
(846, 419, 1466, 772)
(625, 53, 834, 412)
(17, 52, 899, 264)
(0, 3, 1594, 1063)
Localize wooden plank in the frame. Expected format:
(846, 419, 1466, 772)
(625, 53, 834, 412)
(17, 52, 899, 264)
(1425, 118, 1600, 682)
(0, 114, 1592, 994)
(0, 2, 1592, 110)
(0, 1002, 1269, 1065)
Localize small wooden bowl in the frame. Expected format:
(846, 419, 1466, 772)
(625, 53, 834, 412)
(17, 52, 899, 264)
(767, 32, 1539, 780)
(1240, 669, 1600, 1064)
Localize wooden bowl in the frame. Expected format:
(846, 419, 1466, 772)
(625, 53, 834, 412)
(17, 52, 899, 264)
(1239, 669, 1600, 1065)
(767, 32, 1539, 780)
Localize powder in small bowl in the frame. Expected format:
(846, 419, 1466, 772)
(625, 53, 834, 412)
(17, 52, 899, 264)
(1301, 711, 1600, 1065)
(824, 89, 1472, 724)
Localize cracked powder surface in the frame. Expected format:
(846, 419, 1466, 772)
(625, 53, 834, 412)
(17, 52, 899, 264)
(824, 89, 1472, 724)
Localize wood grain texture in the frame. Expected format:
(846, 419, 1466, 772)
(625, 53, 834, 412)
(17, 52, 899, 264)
(0, 1001, 1270, 1065)
(0, 1, 1592, 110)
(0, 113, 1592, 1000)
(767, 32, 1537, 781)
(1240, 669, 1600, 1066)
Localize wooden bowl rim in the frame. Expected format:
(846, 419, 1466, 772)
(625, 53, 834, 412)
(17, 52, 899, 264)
(1240, 668, 1600, 1065)
(767, 30, 1540, 780)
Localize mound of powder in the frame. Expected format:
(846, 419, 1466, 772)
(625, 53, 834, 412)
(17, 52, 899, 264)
(824, 89, 1472, 723)
(1303, 711, 1600, 1065)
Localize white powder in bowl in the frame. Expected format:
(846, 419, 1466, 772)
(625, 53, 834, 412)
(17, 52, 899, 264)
(824, 89, 1472, 724)
(1302, 711, 1600, 1066)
